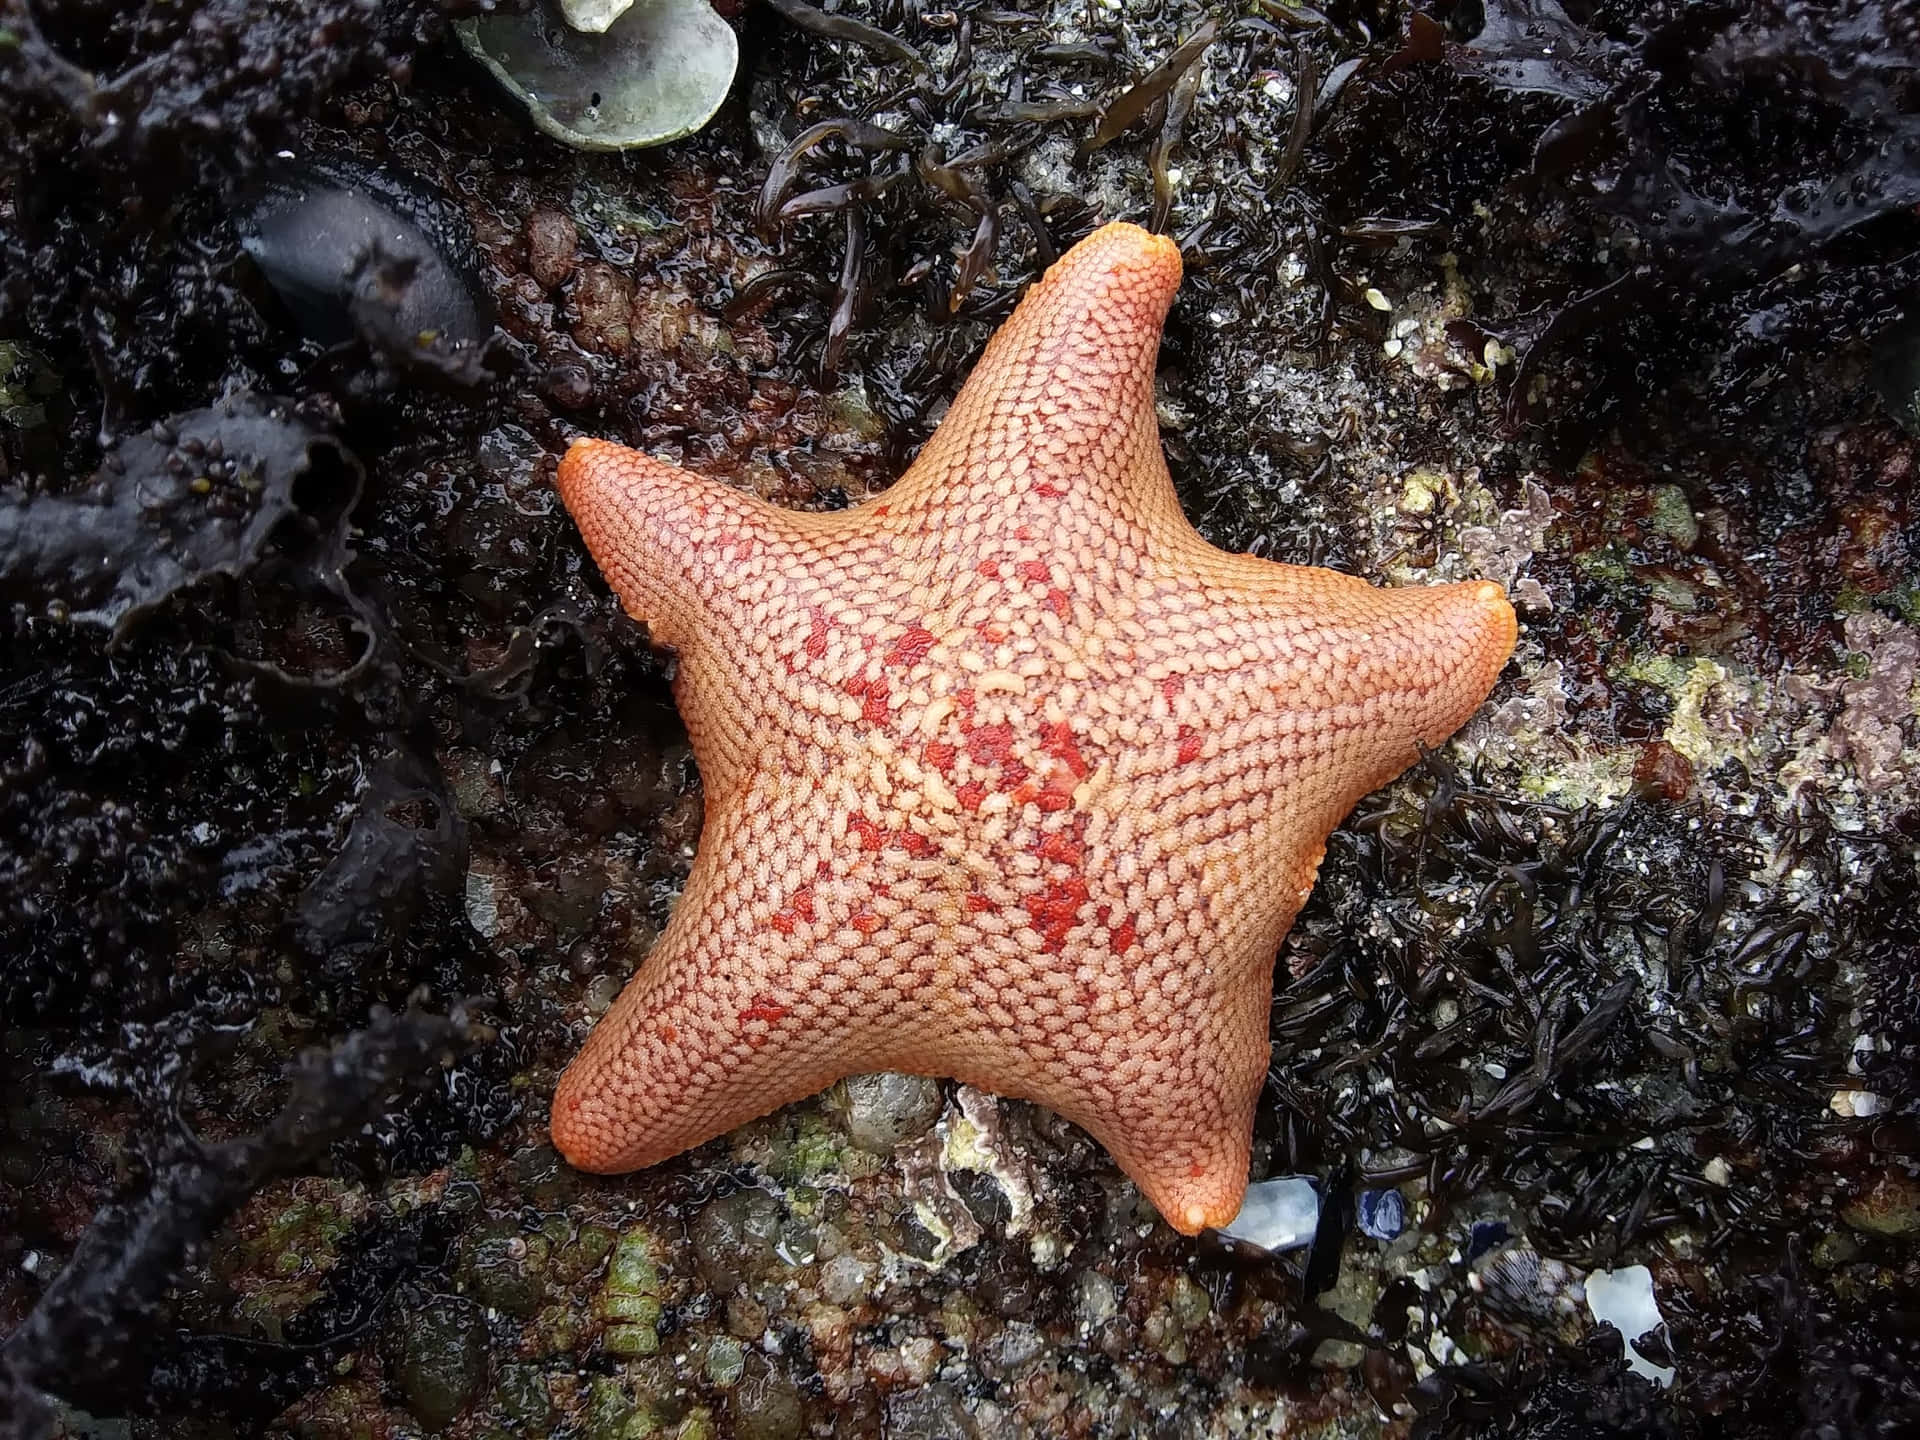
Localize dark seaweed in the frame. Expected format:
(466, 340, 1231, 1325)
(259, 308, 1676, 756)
(0, 393, 360, 637)
(761, 0, 925, 72)
(1402, 0, 1920, 428)
(0, 1003, 474, 1440)
(293, 746, 468, 964)
(241, 160, 496, 350)
(1084, 18, 1219, 156)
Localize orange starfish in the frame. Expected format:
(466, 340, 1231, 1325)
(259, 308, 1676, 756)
(550, 222, 1516, 1233)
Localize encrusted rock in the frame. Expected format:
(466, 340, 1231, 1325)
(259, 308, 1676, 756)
(834, 1071, 944, 1153)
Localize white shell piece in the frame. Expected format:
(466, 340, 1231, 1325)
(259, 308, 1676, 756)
(459, 0, 737, 153)
(1214, 1175, 1319, 1253)
(1585, 1265, 1676, 1387)
(560, 0, 634, 33)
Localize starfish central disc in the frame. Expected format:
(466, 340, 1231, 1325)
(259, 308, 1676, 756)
(549, 222, 1517, 1234)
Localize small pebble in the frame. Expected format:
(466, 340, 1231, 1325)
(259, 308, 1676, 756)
(1830, 1088, 1885, 1118)
(463, 871, 500, 936)
(818, 1254, 871, 1307)
(569, 261, 634, 355)
(389, 1294, 490, 1431)
(1075, 1269, 1118, 1328)
(691, 1188, 785, 1293)
(525, 209, 579, 288)
(838, 1071, 944, 1152)
(725, 1354, 804, 1440)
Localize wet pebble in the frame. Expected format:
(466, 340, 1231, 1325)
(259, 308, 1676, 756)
(388, 1292, 490, 1431)
(885, 1384, 977, 1440)
(974, 1245, 1043, 1318)
(458, 1218, 550, 1317)
(569, 262, 634, 355)
(525, 209, 579, 289)
(1074, 1269, 1118, 1329)
(726, 1290, 769, 1338)
(725, 1354, 804, 1440)
(583, 1374, 636, 1440)
(817, 1253, 870, 1307)
(836, 1071, 944, 1153)
(691, 1188, 784, 1293)
(492, 1361, 553, 1431)
(1633, 739, 1695, 802)
(705, 1334, 747, 1387)
(1843, 1172, 1920, 1237)
(986, 1320, 1044, 1369)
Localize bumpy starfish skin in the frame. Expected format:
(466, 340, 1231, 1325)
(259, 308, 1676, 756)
(551, 222, 1516, 1233)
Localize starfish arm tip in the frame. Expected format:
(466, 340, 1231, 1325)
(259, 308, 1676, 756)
(1182, 1200, 1223, 1234)
(1159, 1177, 1249, 1237)
(548, 1070, 609, 1172)
(1470, 578, 1521, 676)
(1124, 1137, 1254, 1237)
(1077, 219, 1183, 289)
(554, 437, 779, 650)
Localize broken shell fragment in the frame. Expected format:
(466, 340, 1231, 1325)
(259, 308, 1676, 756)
(457, 0, 737, 153)
(560, 0, 634, 33)
(1213, 1175, 1319, 1253)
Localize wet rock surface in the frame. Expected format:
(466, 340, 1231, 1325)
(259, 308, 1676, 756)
(386, 1290, 491, 1431)
(3, 2, 1919, 1439)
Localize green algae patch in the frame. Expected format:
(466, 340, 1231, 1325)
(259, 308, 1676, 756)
(771, 1107, 846, 1183)
(217, 1182, 365, 1339)
(585, 1374, 652, 1440)
(596, 1223, 667, 1355)
(1621, 653, 1769, 774)
(1647, 484, 1700, 549)
(493, 1361, 556, 1434)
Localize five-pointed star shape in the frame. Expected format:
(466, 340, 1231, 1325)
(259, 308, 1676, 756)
(549, 222, 1516, 1233)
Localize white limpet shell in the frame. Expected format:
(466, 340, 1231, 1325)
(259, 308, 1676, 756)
(458, 0, 737, 153)
(559, 0, 634, 33)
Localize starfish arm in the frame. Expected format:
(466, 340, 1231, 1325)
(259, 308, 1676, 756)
(882, 222, 1187, 538)
(556, 437, 836, 795)
(1106, 564, 1516, 899)
(920, 965, 1273, 1236)
(548, 777, 865, 1174)
(557, 438, 792, 656)
(1232, 569, 1518, 813)
(1138, 550, 1516, 788)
